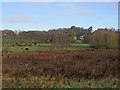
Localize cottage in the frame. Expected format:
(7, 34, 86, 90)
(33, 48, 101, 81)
(80, 35, 84, 40)
(73, 36, 77, 40)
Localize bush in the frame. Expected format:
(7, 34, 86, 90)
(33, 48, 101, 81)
(3, 46, 10, 53)
(52, 32, 71, 49)
(89, 29, 118, 49)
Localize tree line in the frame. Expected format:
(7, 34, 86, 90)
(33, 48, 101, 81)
(1, 26, 119, 49)
(2, 26, 92, 43)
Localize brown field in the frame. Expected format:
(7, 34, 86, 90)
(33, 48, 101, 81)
(2, 49, 120, 79)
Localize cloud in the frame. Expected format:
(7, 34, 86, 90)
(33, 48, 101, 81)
(97, 16, 103, 19)
(51, 11, 92, 16)
(79, 6, 95, 15)
(34, 18, 50, 24)
(10, 10, 20, 14)
(24, 2, 48, 8)
(51, 6, 95, 16)
(70, 16, 81, 23)
(56, 3, 76, 8)
(6, 16, 34, 23)
(2, 2, 16, 11)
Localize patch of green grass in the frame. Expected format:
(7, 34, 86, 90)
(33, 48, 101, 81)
(39, 43, 51, 46)
(71, 44, 90, 48)
(3, 44, 89, 52)
(64, 47, 80, 50)
(3, 46, 49, 51)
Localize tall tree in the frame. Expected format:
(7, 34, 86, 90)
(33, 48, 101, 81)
(88, 26, 93, 33)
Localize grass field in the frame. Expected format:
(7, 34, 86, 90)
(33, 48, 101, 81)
(9, 46, 48, 51)
(2, 48, 120, 88)
(3, 46, 81, 52)
(2, 43, 90, 53)
(2, 41, 120, 88)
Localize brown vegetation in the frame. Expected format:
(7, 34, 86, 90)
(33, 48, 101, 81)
(2, 49, 119, 79)
(89, 29, 118, 49)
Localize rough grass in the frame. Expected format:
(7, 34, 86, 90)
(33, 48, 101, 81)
(2, 49, 120, 88)
(2, 74, 120, 88)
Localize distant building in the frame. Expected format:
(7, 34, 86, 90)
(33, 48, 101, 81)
(73, 35, 84, 40)
(80, 35, 84, 40)
(73, 36, 77, 40)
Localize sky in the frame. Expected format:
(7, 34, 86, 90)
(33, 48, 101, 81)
(2, 2, 118, 31)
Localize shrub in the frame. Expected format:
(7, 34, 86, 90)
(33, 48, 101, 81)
(89, 29, 118, 49)
(52, 32, 71, 49)
(3, 46, 10, 53)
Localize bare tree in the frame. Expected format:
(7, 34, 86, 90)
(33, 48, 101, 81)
(52, 32, 71, 49)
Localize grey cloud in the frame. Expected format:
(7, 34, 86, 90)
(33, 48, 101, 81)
(6, 16, 34, 23)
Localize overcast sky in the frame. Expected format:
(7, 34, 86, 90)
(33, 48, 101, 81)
(2, 2, 118, 31)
